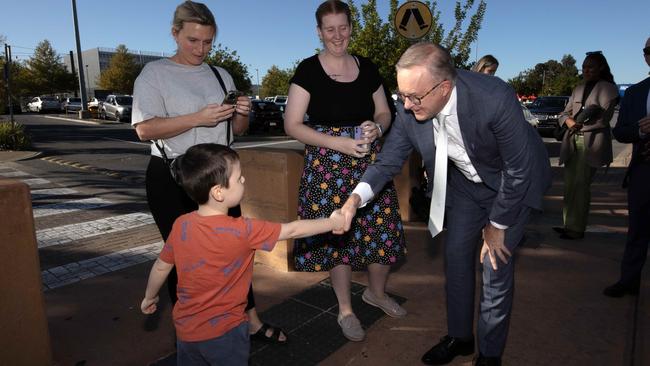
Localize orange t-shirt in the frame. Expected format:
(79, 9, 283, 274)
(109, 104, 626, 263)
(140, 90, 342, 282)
(159, 212, 281, 342)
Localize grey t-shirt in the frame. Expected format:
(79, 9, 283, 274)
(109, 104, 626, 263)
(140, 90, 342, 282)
(132, 58, 236, 158)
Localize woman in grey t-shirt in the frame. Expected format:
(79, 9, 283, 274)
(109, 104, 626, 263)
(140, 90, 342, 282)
(132, 1, 287, 345)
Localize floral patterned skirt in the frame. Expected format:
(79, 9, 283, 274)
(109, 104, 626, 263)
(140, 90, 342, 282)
(293, 126, 406, 272)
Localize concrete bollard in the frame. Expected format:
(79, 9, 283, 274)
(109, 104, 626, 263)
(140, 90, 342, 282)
(238, 148, 304, 271)
(0, 180, 52, 366)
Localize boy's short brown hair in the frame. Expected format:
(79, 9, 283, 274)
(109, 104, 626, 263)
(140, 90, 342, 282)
(175, 143, 239, 204)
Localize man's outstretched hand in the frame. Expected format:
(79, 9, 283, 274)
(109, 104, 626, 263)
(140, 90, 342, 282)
(334, 193, 361, 234)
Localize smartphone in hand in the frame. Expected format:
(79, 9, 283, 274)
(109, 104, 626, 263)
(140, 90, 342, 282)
(223, 90, 244, 105)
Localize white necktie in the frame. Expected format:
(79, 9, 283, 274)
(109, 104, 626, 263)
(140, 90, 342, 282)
(428, 114, 447, 237)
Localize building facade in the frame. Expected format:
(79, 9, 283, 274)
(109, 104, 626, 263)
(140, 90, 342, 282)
(63, 47, 172, 97)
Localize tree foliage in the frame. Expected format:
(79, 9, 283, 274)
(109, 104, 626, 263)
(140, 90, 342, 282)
(260, 65, 295, 98)
(507, 55, 580, 96)
(25, 40, 77, 95)
(205, 44, 252, 93)
(98, 44, 140, 94)
(347, 0, 486, 91)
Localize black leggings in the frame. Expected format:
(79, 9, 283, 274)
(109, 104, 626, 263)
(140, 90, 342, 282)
(145, 156, 256, 310)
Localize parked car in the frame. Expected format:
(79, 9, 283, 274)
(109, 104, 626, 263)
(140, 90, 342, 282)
(521, 103, 539, 128)
(88, 97, 103, 108)
(61, 97, 83, 113)
(248, 100, 283, 133)
(99, 94, 132, 122)
(27, 96, 61, 113)
(527, 96, 569, 137)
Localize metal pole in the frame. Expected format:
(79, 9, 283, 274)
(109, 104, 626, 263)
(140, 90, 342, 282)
(71, 0, 88, 115)
(4, 44, 14, 123)
(256, 68, 259, 98)
(85, 64, 89, 97)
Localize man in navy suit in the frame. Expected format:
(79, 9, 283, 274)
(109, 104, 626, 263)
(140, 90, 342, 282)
(339, 43, 551, 365)
(604, 37, 650, 298)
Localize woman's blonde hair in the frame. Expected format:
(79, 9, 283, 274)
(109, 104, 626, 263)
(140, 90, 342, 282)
(172, 1, 216, 33)
(471, 54, 499, 73)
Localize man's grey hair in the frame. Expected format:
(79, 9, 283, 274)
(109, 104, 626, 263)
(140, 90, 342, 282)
(396, 42, 457, 84)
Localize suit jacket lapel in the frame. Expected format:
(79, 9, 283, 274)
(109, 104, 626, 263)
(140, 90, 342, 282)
(455, 74, 478, 162)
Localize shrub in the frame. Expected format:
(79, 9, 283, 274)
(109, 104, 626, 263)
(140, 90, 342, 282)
(0, 120, 32, 151)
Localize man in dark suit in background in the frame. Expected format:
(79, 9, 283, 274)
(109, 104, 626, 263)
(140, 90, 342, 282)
(339, 43, 550, 366)
(604, 37, 650, 298)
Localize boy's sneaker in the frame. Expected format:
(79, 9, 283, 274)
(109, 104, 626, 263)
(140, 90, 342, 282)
(337, 313, 365, 341)
(362, 288, 407, 318)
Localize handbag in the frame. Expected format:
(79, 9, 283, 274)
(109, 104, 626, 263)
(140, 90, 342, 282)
(153, 65, 233, 184)
(553, 123, 568, 141)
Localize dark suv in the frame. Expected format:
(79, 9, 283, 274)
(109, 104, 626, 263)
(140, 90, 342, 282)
(248, 100, 283, 134)
(527, 96, 569, 137)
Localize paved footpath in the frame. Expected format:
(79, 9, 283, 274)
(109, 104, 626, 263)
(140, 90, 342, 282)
(1, 143, 648, 365)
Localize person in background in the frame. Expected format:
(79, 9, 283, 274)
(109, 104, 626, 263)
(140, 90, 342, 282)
(603, 37, 650, 297)
(339, 42, 550, 366)
(553, 52, 619, 240)
(141, 144, 345, 365)
(471, 55, 499, 75)
(284, 0, 407, 342)
(132, 0, 287, 344)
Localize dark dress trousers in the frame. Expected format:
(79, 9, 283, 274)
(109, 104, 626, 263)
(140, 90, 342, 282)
(612, 77, 650, 287)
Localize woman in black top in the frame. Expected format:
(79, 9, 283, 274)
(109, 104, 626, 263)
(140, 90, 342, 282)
(284, 0, 406, 342)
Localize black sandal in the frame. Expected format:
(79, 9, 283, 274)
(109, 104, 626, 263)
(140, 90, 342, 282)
(250, 323, 288, 344)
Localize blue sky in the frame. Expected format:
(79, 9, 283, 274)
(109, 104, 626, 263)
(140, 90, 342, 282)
(3, 0, 649, 85)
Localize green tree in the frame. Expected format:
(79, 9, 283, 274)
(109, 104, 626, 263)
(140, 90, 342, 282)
(260, 65, 295, 98)
(98, 44, 140, 94)
(205, 44, 252, 93)
(25, 40, 77, 95)
(347, 0, 487, 91)
(507, 55, 580, 96)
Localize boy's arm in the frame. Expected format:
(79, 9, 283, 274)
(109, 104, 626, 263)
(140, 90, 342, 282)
(278, 210, 345, 240)
(141, 258, 174, 314)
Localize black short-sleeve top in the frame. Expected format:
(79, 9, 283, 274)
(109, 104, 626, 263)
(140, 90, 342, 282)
(290, 54, 382, 126)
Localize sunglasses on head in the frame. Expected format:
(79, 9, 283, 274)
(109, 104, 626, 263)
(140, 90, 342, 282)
(585, 50, 602, 55)
(644, 47, 650, 56)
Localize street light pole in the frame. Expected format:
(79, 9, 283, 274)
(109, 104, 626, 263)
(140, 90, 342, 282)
(85, 64, 89, 96)
(71, 0, 89, 117)
(256, 68, 259, 98)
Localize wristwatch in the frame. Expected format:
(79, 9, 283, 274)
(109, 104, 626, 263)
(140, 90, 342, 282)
(375, 123, 384, 137)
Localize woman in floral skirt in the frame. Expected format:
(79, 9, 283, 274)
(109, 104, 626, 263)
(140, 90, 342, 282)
(284, 0, 406, 342)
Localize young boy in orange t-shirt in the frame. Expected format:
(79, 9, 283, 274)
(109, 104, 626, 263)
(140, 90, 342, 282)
(141, 143, 344, 365)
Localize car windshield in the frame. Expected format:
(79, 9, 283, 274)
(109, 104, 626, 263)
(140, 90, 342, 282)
(116, 97, 133, 105)
(42, 97, 57, 102)
(255, 102, 280, 110)
(530, 98, 566, 108)
(70, 98, 81, 103)
(274, 97, 287, 103)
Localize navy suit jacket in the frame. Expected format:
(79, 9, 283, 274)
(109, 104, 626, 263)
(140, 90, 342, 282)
(362, 70, 551, 227)
(612, 77, 650, 172)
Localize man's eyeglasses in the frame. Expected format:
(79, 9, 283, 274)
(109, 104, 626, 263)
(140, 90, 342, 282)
(644, 47, 650, 56)
(396, 79, 446, 106)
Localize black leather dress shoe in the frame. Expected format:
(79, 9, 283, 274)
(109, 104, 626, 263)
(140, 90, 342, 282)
(559, 231, 584, 240)
(603, 282, 640, 297)
(421, 335, 474, 365)
(552, 226, 566, 234)
(475, 354, 502, 366)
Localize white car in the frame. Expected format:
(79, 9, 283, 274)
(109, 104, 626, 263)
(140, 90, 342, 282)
(27, 96, 61, 113)
(521, 103, 539, 128)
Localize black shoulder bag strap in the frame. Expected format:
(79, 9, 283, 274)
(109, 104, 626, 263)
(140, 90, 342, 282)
(209, 65, 232, 146)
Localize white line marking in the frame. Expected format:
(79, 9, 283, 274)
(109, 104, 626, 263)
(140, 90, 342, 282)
(31, 188, 79, 198)
(36, 212, 155, 248)
(33, 197, 114, 218)
(101, 137, 150, 146)
(20, 178, 50, 186)
(0, 170, 30, 177)
(43, 115, 103, 125)
(42, 241, 163, 290)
